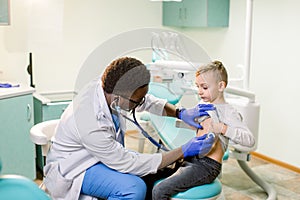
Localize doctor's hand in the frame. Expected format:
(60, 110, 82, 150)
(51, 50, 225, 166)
(178, 104, 215, 129)
(181, 134, 215, 158)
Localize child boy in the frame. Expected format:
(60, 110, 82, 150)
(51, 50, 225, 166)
(152, 61, 256, 199)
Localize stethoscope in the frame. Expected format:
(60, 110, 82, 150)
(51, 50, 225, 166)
(110, 97, 169, 151)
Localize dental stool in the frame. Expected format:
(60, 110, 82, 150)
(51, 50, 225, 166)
(30, 119, 60, 168)
(155, 179, 222, 200)
(0, 159, 50, 200)
(30, 120, 95, 200)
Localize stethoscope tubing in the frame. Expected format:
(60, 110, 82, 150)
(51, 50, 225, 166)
(110, 99, 169, 151)
(132, 109, 169, 151)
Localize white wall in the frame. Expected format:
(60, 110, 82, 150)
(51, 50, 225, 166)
(251, 0, 300, 166)
(1, 0, 299, 167)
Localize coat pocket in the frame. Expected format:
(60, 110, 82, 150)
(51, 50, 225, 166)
(44, 162, 73, 199)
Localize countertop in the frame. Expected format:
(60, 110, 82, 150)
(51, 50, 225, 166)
(0, 84, 35, 100)
(33, 91, 75, 104)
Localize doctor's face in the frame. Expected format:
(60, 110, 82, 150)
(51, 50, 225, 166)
(119, 85, 148, 111)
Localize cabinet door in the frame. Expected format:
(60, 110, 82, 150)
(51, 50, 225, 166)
(183, 0, 207, 27)
(0, 94, 35, 179)
(207, 0, 230, 27)
(162, 1, 183, 27)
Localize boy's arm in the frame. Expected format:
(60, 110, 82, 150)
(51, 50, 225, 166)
(209, 107, 255, 148)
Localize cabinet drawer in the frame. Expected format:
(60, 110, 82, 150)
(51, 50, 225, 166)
(42, 102, 69, 121)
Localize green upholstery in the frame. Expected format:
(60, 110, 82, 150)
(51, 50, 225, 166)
(149, 114, 195, 149)
(223, 149, 229, 161)
(0, 175, 50, 200)
(149, 113, 229, 161)
(148, 82, 182, 105)
(0, 158, 50, 200)
(155, 178, 222, 199)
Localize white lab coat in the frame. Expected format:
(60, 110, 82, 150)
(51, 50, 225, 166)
(44, 78, 167, 200)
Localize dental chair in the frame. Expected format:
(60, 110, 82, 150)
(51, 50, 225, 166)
(138, 82, 223, 199)
(144, 82, 277, 200)
(150, 114, 224, 200)
(30, 119, 95, 200)
(148, 82, 182, 105)
(30, 119, 59, 169)
(0, 158, 50, 200)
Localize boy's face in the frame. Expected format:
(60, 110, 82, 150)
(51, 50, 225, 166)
(195, 71, 220, 103)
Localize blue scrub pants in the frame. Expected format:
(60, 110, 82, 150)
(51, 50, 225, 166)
(81, 163, 147, 200)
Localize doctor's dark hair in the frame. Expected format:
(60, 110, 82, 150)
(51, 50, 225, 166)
(196, 60, 228, 86)
(101, 57, 150, 96)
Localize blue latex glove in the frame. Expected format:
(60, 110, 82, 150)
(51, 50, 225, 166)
(0, 83, 20, 88)
(181, 133, 215, 158)
(179, 104, 215, 129)
(0, 83, 12, 88)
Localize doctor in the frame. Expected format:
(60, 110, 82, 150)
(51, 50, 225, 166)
(44, 57, 215, 200)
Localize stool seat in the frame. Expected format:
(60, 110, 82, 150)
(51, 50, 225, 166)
(155, 178, 222, 200)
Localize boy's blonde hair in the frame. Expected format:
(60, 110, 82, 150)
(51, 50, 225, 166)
(196, 60, 228, 86)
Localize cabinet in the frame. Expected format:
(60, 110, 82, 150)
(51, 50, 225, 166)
(163, 0, 230, 27)
(33, 92, 73, 124)
(0, 94, 35, 179)
(33, 92, 72, 171)
(0, 0, 10, 25)
(34, 98, 70, 124)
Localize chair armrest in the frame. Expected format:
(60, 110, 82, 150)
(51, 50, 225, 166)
(229, 141, 256, 153)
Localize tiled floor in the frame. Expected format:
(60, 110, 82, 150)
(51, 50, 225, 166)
(221, 157, 300, 200)
(35, 132, 300, 200)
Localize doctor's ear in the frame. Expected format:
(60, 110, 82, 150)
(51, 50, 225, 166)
(218, 81, 226, 92)
(114, 95, 119, 100)
(114, 96, 120, 102)
(110, 94, 119, 103)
